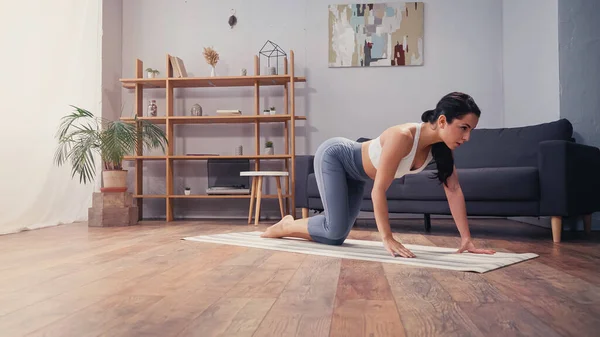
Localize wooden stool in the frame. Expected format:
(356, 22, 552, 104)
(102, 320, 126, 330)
(241, 171, 289, 225)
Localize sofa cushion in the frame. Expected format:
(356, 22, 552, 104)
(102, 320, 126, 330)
(308, 167, 539, 202)
(397, 167, 540, 201)
(453, 118, 573, 168)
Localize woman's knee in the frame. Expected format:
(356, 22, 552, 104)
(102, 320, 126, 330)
(314, 234, 347, 246)
(323, 222, 350, 243)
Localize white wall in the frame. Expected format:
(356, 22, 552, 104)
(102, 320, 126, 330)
(502, 0, 560, 127)
(0, 0, 103, 234)
(121, 0, 504, 219)
(102, 0, 123, 122)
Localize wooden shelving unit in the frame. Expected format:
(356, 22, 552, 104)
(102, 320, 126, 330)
(120, 50, 305, 221)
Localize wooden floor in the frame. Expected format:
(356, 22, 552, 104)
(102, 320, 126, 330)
(0, 218, 599, 337)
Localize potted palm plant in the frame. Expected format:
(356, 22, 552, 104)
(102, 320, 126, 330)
(54, 106, 168, 191)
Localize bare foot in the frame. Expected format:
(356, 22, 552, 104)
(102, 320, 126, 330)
(261, 215, 294, 238)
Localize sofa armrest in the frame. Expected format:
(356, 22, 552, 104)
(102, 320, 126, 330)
(295, 155, 315, 208)
(538, 140, 600, 216)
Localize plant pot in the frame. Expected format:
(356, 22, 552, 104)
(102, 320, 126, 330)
(147, 71, 155, 78)
(102, 170, 128, 192)
(264, 147, 274, 155)
(269, 109, 276, 115)
(184, 190, 191, 195)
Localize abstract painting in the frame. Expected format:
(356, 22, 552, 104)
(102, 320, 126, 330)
(328, 2, 424, 67)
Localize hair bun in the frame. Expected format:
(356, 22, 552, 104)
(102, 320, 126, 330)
(421, 109, 435, 122)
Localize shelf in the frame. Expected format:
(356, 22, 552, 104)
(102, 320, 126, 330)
(123, 155, 291, 161)
(120, 117, 167, 124)
(170, 115, 306, 124)
(133, 194, 290, 199)
(170, 155, 292, 160)
(126, 50, 301, 221)
(120, 115, 305, 125)
(170, 194, 291, 199)
(133, 194, 167, 199)
(123, 156, 167, 161)
(121, 75, 306, 89)
(121, 78, 166, 89)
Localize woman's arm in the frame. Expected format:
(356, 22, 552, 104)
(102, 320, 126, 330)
(444, 166, 495, 255)
(371, 129, 416, 257)
(443, 166, 471, 239)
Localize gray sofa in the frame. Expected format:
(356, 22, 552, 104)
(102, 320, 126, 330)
(295, 119, 600, 242)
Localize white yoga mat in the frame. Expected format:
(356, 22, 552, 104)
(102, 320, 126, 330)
(183, 231, 538, 273)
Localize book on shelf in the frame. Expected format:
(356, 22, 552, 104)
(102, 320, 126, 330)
(216, 109, 242, 115)
(169, 55, 188, 78)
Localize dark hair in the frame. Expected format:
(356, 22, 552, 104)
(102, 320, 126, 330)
(421, 92, 481, 186)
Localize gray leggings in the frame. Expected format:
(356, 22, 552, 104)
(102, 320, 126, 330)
(307, 137, 370, 245)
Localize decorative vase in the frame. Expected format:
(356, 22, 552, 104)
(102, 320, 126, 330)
(210, 65, 216, 77)
(235, 145, 243, 155)
(241, 68, 247, 76)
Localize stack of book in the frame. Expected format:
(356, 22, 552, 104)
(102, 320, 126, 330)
(216, 110, 241, 115)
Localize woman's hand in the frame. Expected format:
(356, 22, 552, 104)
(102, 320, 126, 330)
(383, 236, 416, 258)
(457, 237, 496, 254)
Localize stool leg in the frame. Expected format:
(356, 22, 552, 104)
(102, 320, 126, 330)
(275, 177, 284, 218)
(247, 176, 257, 224)
(254, 176, 263, 226)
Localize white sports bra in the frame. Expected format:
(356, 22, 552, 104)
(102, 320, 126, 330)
(368, 122, 433, 178)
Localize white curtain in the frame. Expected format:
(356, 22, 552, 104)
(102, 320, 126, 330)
(0, 0, 103, 235)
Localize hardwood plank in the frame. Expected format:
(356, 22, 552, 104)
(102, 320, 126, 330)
(0, 275, 152, 336)
(0, 241, 204, 316)
(458, 302, 562, 337)
(0, 230, 214, 315)
(431, 270, 513, 303)
(492, 237, 600, 285)
(335, 259, 395, 301)
(330, 259, 405, 337)
(98, 287, 222, 337)
(0, 229, 244, 336)
(225, 251, 306, 298)
(483, 262, 600, 336)
(217, 298, 277, 337)
(177, 298, 275, 337)
(25, 294, 163, 337)
(100, 244, 272, 337)
(330, 299, 406, 337)
(383, 266, 484, 337)
(253, 256, 341, 337)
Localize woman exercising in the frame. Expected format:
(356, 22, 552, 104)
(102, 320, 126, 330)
(261, 92, 496, 258)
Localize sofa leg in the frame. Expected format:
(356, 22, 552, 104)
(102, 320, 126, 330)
(551, 216, 562, 243)
(424, 214, 431, 232)
(302, 208, 309, 219)
(583, 214, 592, 236)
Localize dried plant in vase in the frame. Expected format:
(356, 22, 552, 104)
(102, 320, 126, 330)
(203, 47, 220, 77)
